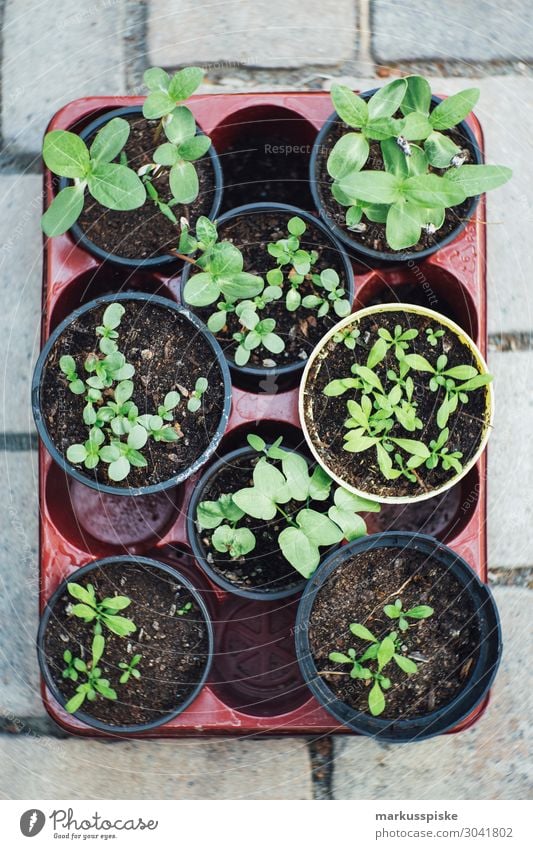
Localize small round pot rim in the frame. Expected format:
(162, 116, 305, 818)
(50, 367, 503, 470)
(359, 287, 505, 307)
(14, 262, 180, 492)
(309, 90, 482, 263)
(37, 555, 214, 734)
(187, 444, 309, 600)
(32, 291, 232, 496)
(298, 302, 494, 505)
(295, 532, 502, 743)
(57, 105, 224, 269)
(180, 201, 355, 382)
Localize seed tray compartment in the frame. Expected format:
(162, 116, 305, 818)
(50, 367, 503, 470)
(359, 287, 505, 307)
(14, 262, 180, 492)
(39, 92, 489, 737)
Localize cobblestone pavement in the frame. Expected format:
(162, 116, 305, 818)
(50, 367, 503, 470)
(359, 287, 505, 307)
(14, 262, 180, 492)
(0, 0, 531, 800)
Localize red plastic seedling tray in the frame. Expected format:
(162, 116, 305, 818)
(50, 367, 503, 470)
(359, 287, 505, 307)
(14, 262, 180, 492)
(39, 92, 489, 737)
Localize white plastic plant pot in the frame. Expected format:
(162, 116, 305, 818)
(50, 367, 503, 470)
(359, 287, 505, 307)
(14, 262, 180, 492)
(298, 303, 494, 505)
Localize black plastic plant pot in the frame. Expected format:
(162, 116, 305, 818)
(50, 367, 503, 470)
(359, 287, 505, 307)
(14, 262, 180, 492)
(180, 202, 355, 389)
(37, 556, 214, 734)
(32, 292, 232, 496)
(187, 445, 309, 601)
(58, 106, 223, 269)
(295, 532, 502, 743)
(310, 92, 482, 266)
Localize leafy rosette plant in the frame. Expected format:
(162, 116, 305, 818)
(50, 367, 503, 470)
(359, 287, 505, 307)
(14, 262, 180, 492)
(142, 66, 211, 204)
(327, 75, 512, 250)
(41, 118, 146, 237)
(196, 434, 380, 578)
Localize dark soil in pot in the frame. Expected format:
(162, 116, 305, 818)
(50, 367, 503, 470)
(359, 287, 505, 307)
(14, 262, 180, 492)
(310, 546, 479, 719)
(188, 210, 351, 369)
(194, 449, 325, 594)
(76, 115, 215, 259)
(315, 120, 475, 255)
(41, 300, 226, 488)
(304, 309, 489, 498)
(44, 561, 209, 726)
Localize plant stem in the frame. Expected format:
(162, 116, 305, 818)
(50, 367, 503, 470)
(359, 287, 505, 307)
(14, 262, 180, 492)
(168, 250, 198, 265)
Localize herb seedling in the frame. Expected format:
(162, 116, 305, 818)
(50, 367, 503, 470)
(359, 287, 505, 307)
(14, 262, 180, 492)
(328, 599, 434, 715)
(176, 601, 193, 616)
(41, 118, 146, 237)
(61, 303, 206, 482)
(426, 326, 445, 347)
(118, 654, 142, 684)
(64, 634, 117, 714)
(333, 326, 361, 350)
(62, 650, 79, 682)
(67, 582, 137, 637)
(197, 434, 380, 578)
(327, 75, 512, 250)
(323, 320, 491, 484)
(143, 66, 211, 204)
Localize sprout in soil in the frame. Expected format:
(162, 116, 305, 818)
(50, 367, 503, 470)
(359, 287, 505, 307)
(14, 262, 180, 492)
(196, 433, 381, 578)
(176, 601, 193, 616)
(41, 117, 146, 237)
(64, 634, 117, 714)
(327, 75, 512, 250)
(60, 302, 207, 482)
(323, 321, 491, 483)
(142, 66, 211, 205)
(181, 216, 351, 367)
(328, 600, 434, 716)
(118, 654, 142, 684)
(67, 581, 137, 637)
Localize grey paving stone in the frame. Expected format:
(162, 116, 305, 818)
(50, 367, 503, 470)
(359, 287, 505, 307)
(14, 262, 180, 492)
(147, 0, 357, 69)
(372, 1, 533, 62)
(0, 450, 42, 719)
(0, 737, 312, 799)
(487, 351, 533, 568)
(0, 174, 42, 434)
(2, 0, 127, 154)
(332, 586, 533, 800)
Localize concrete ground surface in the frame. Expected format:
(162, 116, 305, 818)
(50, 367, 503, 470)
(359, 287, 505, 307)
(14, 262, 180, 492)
(0, 0, 531, 800)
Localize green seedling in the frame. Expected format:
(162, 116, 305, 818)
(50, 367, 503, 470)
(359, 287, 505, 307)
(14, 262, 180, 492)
(143, 66, 211, 204)
(64, 634, 117, 714)
(41, 118, 146, 237)
(303, 268, 351, 318)
(61, 649, 79, 682)
(118, 654, 142, 684)
(197, 434, 380, 578)
(232, 306, 284, 367)
(426, 326, 445, 347)
(176, 601, 193, 616)
(60, 303, 205, 482)
(67, 582, 136, 638)
(187, 377, 208, 412)
(322, 320, 491, 483)
(327, 75, 512, 250)
(333, 326, 361, 350)
(328, 600, 434, 716)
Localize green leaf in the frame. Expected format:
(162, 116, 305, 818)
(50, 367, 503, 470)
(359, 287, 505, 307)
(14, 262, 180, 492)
(401, 76, 431, 116)
(377, 636, 395, 670)
(386, 201, 422, 250)
(247, 433, 266, 452)
(364, 116, 402, 141)
(102, 614, 136, 637)
(88, 163, 146, 210)
(403, 352, 434, 372)
(102, 302, 125, 329)
(221, 272, 264, 302)
(392, 438, 430, 458)
(287, 216, 306, 236)
(329, 652, 353, 665)
(444, 164, 512, 197)
(168, 66, 204, 101)
(444, 364, 478, 380)
(65, 690, 86, 714)
(153, 142, 180, 166)
(338, 170, 401, 205)
(90, 117, 130, 164)
(169, 160, 199, 203)
(164, 105, 197, 145)
(114, 380, 134, 406)
(424, 131, 460, 168)
(406, 605, 434, 619)
(349, 623, 376, 642)
(368, 681, 386, 716)
(70, 603, 96, 621)
(403, 173, 465, 208)
(66, 443, 88, 464)
(430, 88, 479, 131)
(281, 453, 310, 501)
(383, 604, 401, 619)
(331, 85, 368, 128)
(296, 509, 344, 547)
(91, 633, 105, 667)
(43, 130, 90, 178)
(210, 241, 243, 276)
(328, 506, 367, 541)
(184, 272, 220, 307)
(143, 90, 175, 119)
(178, 134, 211, 161)
(263, 332, 285, 355)
(334, 487, 380, 513)
(108, 456, 130, 481)
(344, 429, 378, 453)
(394, 654, 418, 675)
(381, 138, 409, 178)
(67, 583, 95, 605)
(308, 465, 332, 501)
(277, 526, 318, 577)
(41, 185, 85, 237)
(102, 595, 131, 611)
(367, 79, 407, 119)
(143, 66, 170, 91)
(327, 133, 369, 179)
